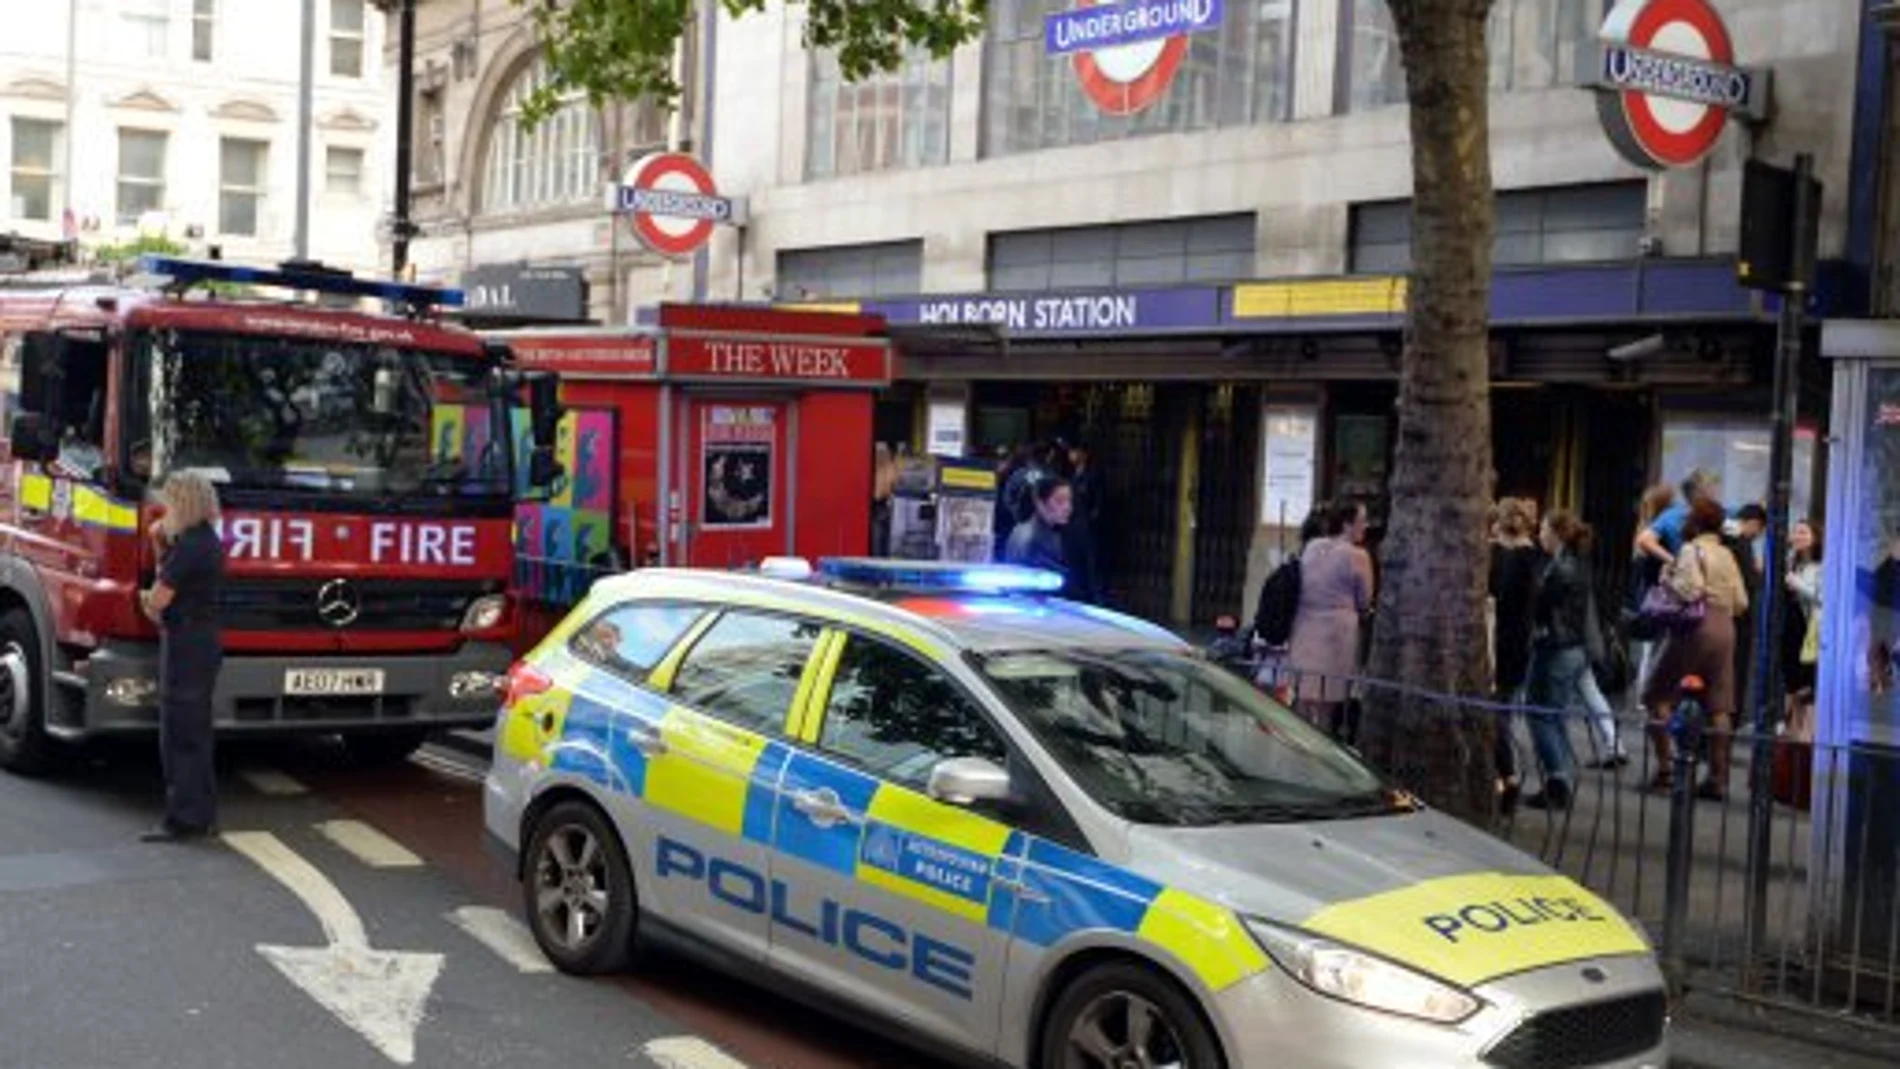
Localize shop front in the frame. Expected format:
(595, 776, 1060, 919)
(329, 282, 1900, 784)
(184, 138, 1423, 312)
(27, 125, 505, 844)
(816, 257, 1832, 626)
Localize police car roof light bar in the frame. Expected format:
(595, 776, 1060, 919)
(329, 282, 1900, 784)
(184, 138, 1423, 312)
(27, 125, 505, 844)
(136, 254, 466, 310)
(817, 558, 1065, 595)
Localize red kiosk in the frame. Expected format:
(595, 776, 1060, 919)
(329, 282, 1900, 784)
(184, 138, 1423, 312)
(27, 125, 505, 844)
(493, 304, 894, 647)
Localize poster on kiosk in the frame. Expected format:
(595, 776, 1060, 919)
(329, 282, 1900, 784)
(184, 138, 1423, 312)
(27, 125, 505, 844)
(886, 454, 998, 563)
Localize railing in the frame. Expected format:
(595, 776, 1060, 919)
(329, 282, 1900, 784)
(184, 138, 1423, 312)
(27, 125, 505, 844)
(1228, 656, 1900, 1034)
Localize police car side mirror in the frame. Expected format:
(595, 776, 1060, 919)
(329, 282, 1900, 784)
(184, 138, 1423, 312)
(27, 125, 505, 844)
(927, 757, 1012, 808)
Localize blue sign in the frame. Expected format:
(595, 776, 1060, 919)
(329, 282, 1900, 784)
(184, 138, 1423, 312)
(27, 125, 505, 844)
(615, 185, 736, 223)
(865, 287, 1222, 338)
(1044, 0, 1224, 57)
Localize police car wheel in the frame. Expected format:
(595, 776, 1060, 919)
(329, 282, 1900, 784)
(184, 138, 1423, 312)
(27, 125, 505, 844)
(0, 609, 53, 776)
(1040, 962, 1224, 1069)
(523, 801, 636, 974)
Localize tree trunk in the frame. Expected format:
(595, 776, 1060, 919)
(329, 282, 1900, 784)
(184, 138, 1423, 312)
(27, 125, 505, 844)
(1359, 0, 1499, 824)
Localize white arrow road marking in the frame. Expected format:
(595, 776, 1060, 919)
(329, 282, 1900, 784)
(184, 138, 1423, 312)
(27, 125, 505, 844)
(642, 1037, 750, 1069)
(447, 906, 552, 973)
(316, 820, 424, 869)
(239, 768, 309, 796)
(224, 831, 444, 1065)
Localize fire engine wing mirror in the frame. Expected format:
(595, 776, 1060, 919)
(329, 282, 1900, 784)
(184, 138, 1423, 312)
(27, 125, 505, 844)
(528, 447, 563, 491)
(526, 372, 560, 451)
(8, 412, 55, 464)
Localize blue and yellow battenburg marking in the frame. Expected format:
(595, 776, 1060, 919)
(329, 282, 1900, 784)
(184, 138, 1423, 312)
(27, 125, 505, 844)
(506, 644, 1271, 999)
(16, 474, 139, 532)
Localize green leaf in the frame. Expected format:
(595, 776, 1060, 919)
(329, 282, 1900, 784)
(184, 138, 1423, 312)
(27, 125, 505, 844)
(512, 0, 987, 124)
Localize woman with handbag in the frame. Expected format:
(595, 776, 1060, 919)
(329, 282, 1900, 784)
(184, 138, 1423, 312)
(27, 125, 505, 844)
(1641, 496, 1750, 800)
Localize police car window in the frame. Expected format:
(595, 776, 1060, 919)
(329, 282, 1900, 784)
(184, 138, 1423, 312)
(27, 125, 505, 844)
(818, 636, 1007, 789)
(976, 648, 1402, 827)
(569, 602, 705, 681)
(669, 611, 822, 735)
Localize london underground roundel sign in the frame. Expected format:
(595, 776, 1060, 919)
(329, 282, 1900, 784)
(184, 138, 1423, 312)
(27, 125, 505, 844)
(1045, 0, 1224, 117)
(616, 152, 733, 258)
(1594, 0, 1760, 171)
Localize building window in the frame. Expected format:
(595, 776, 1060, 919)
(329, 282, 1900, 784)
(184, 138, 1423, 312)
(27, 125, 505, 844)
(116, 128, 167, 225)
(416, 87, 445, 187)
(806, 47, 950, 180)
(1346, 0, 1601, 112)
(192, 0, 215, 62)
(776, 241, 924, 300)
(330, 0, 365, 78)
(218, 138, 268, 236)
(481, 57, 602, 213)
(325, 146, 364, 195)
(1348, 182, 1647, 273)
(121, 0, 170, 60)
(982, 0, 1294, 158)
(988, 215, 1255, 292)
(10, 119, 62, 222)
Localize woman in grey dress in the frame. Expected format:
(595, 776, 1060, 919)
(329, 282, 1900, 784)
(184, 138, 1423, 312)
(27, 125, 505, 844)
(1287, 500, 1375, 732)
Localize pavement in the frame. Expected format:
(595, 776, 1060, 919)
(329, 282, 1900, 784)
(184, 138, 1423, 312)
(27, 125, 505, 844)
(3, 728, 1894, 1068)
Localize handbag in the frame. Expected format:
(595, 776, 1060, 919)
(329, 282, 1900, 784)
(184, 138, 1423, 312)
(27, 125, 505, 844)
(1640, 543, 1709, 633)
(1800, 605, 1820, 665)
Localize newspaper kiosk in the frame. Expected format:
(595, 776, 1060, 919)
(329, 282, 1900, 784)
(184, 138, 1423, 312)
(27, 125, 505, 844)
(493, 304, 894, 647)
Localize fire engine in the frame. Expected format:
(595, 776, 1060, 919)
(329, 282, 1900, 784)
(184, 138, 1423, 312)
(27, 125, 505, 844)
(0, 248, 561, 772)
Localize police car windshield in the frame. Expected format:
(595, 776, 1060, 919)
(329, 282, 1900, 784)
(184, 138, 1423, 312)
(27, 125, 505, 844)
(128, 329, 510, 501)
(975, 649, 1402, 827)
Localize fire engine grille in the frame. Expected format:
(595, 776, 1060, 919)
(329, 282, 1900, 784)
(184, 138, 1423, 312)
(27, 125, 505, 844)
(1482, 990, 1667, 1069)
(221, 578, 492, 632)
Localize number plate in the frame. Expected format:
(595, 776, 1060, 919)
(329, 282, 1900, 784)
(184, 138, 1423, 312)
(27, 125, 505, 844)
(284, 668, 386, 696)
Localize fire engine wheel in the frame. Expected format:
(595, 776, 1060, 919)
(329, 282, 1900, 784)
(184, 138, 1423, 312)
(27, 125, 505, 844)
(341, 729, 430, 766)
(0, 608, 53, 775)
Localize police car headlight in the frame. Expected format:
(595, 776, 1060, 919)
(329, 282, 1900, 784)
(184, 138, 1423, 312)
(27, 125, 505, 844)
(1246, 919, 1480, 1025)
(461, 594, 507, 633)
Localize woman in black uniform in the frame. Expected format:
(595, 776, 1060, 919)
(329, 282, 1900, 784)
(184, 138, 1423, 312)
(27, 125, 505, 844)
(139, 470, 227, 843)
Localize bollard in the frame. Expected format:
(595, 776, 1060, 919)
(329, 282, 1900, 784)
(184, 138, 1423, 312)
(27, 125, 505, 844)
(1661, 675, 1708, 997)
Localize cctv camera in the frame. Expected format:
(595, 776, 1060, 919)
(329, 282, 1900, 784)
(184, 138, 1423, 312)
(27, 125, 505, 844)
(1608, 334, 1667, 362)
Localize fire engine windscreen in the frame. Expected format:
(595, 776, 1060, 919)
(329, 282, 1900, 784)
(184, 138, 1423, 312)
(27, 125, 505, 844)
(125, 330, 512, 501)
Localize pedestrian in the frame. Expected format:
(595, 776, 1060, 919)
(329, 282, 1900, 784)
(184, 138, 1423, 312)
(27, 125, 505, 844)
(1489, 498, 1541, 813)
(1004, 472, 1084, 598)
(1490, 498, 1541, 698)
(1521, 510, 1601, 811)
(138, 470, 227, 842)
(993, 444, 1034, 560)
(1782, 518, 1822, 732)
(1727, 502, 1767, 706)
(1286, 499, 1374, 737)
(870, 443, 896, 557)
(1634, 468, 1716, 565)
(1627, 482, 1678, 697)
(1065, 442, 1104, 604)
(1642, 495, 1750, 801)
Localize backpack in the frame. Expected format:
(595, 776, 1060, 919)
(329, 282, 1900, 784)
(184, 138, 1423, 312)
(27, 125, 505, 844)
(1253, 557, 1303, 648)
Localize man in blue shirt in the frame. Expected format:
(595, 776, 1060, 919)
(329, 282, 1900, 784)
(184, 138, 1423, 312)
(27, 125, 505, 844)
(1636, 469, 1718, 565)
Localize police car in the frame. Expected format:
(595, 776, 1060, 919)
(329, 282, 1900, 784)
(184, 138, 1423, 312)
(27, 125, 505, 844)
(485, 559, 1666, 1069)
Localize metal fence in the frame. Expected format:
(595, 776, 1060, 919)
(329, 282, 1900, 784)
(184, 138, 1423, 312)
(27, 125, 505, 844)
(1235, 658, 1900, 1033)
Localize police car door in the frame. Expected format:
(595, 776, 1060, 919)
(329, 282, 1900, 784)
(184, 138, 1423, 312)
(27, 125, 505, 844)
(634, 609, 821, 961)
(766, 630, 1017, 1053)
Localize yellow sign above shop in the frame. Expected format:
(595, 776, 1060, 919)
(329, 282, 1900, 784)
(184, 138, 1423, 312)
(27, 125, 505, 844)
(1230, 277, 1409, 319)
